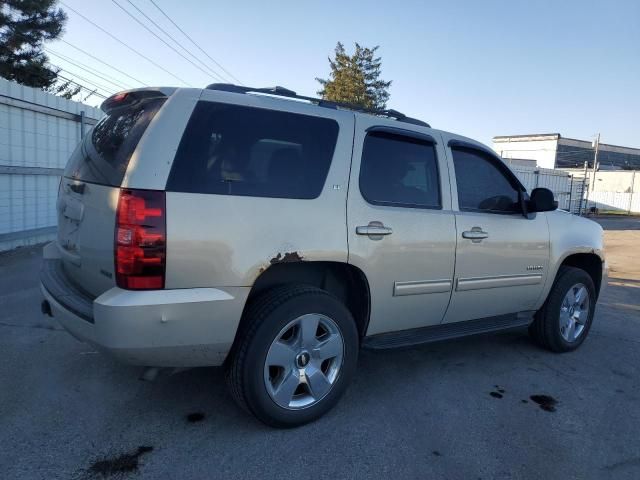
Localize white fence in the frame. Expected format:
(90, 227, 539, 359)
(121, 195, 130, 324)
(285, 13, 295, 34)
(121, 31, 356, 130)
(586, 170, 640, 214)
(507, 162, 586, 214)
(588, 191, 640, 214)
(0, 78, 102, 251)
(511, 166, 640, 215)
(563, 168, 640, 214)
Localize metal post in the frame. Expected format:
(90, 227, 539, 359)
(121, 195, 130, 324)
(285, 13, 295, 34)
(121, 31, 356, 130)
(629, 170, 636, 215)
(80, 110, 86, 138)
(580, 174, 588, 216)
(581, 160, 588, 214)
(568, 175, 573, 213)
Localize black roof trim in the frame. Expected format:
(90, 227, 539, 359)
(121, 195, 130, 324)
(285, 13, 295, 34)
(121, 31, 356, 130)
(448, 139, 499, 158)
(367, 125, 437, 144)
(205, 83, 430, 128)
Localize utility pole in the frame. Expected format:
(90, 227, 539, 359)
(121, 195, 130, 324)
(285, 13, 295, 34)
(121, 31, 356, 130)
(580, 161, 588, 215)
(584, 133, 600, 214)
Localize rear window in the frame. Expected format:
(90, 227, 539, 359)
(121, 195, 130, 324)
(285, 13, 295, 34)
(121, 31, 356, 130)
(166, 101, 340, 199)
(64, 97, 165, 186)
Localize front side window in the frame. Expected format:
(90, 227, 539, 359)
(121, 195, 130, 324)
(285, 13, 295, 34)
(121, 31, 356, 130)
(166, 102, 339, 199)
(359, 131, 441, 209)
(452, 147, 522, 213)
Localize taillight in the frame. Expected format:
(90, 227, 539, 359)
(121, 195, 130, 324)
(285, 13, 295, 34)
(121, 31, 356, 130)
(115, 189, 166, 290)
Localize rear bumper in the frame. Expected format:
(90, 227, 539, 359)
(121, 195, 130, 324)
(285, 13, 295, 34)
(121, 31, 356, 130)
(40, 248, 249, 367)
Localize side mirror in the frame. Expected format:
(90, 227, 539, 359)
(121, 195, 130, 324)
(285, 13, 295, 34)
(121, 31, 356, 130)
(529, 188, 558, 213)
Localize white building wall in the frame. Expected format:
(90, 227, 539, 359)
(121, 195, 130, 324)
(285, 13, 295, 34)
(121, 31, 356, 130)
(590, 170, 640, 193)
(493, 137, 559, 169)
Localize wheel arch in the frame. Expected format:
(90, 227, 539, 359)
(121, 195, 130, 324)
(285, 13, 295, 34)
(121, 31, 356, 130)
(238, 261, 371, 341)
(535, 249, 605, 312)
(559, 252, 603, 298)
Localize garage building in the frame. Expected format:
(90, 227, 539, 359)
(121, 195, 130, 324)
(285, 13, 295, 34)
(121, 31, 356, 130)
(493, 133, 640, 170)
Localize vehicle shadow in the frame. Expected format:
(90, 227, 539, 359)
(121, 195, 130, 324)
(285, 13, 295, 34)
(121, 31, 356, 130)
(144, 326, 540, 430)
(142, 276, 640, 431)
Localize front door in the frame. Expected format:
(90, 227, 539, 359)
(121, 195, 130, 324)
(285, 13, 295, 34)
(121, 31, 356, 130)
(442, 137, 550, 323)
(347, 118, 456, 335)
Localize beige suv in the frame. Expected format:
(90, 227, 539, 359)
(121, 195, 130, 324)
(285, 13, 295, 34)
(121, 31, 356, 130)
(40, 84, 606, 427)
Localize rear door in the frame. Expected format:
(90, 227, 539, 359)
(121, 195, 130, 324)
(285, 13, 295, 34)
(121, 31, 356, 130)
(347, 118, 456, 336)
(442, 136, 550, 323)
(56, 94, 166, 296)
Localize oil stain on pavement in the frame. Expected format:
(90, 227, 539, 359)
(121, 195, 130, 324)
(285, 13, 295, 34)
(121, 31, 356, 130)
(186, 412, 206, 423)
(530, 394, 558, 412)
(490, 385, 506, 398)
(88, 446, 153, 478)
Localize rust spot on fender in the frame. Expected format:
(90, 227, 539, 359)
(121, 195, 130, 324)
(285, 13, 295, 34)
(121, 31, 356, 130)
(269, 251, 304, 265)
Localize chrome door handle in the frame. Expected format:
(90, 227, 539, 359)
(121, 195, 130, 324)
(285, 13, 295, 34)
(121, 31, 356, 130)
(356, 222, 393, 236)
(462, 227, 488, 241)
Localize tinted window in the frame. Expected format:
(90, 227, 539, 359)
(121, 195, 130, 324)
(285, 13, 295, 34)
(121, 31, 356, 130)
(359, 131, 440, 209)
(452, 147, 521, 213)
(65, 98, 165, 186)
(166, 102, 339, 199)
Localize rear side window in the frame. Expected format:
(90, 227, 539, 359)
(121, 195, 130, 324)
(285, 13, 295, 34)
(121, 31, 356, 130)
(359, 131, 441, 209)
(65, 97, 165, 186)
(166, 102, 340, 199)
(451, 147, 521, 213)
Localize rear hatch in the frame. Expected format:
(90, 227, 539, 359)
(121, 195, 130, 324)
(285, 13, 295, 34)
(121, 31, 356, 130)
(56, 93, 166, 297)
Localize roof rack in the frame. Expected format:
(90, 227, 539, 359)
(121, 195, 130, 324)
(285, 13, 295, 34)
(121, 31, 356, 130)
(205, 83, 430, 128)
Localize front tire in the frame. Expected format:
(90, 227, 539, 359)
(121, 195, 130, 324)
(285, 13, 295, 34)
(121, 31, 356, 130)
(529, 266, 596, 352)
(226, 285, 359, 428)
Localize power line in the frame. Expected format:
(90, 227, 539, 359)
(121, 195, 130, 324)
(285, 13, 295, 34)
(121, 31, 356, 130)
(60, 40, 148, 86)
(52, 64, 118, 95)
(48, 48, 133, 89)
(59, 1, 192, 86)
(148, 0, 243, 85)
(55, 66, 118, 95)
(110, 0, 217, 82)
(123, 0, 226, 82)
(47, 49, 132, 90)
(56, 74, 107, 100)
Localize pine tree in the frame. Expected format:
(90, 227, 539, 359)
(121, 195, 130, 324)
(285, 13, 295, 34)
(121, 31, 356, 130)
(316, 42, 391, 110)
(0, 0, 79, 98)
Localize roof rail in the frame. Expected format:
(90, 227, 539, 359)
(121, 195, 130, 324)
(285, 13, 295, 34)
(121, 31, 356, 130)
(205, 83, 430, 128)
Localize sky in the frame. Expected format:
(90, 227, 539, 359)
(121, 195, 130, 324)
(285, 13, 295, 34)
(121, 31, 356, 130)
(48, 0, 640, 149)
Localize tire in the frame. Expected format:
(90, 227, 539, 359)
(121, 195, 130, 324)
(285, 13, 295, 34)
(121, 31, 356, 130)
(225, 285, 359, 428)
(529, 266, 596, 352)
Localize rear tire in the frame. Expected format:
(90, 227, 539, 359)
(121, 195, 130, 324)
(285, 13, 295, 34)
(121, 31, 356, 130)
(226, 285, 358, 428)
(529, 266, 596, 352)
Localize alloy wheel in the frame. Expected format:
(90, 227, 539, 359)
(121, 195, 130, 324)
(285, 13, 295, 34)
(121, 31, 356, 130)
(559, 283, 590, 342)
(263, 314, 344, 410)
